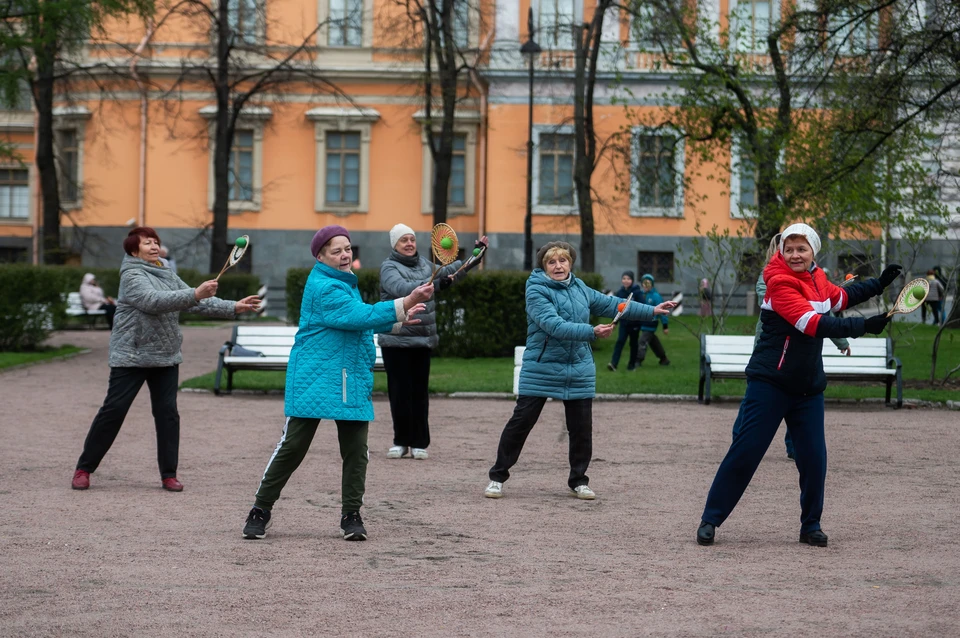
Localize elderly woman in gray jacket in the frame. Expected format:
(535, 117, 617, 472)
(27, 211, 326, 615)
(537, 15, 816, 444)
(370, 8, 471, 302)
(379, 223, 487, 460)
(71, 227, 260, 492)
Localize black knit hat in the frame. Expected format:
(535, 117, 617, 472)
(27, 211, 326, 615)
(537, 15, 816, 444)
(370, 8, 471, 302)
(536, 241, 577, 270)
(622, 270, 635, 281)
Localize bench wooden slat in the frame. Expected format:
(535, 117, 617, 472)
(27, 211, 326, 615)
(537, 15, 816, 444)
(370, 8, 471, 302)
(235, 336, 297, 346)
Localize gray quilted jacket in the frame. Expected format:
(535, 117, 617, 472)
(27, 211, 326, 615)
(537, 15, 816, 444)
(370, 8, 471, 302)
(378, 250, 463, 349)
(108, 255, 236, 368)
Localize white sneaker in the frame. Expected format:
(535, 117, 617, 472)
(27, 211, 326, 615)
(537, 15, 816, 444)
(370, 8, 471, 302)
(484, 481, 504, 499)
(411, 448, 429, 460)
(386, 446, 409, 459)
(572, 485, 596, 500)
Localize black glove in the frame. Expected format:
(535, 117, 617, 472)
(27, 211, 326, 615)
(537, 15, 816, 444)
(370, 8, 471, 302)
(472, 240, 487, 261)
(863, 313, 891, 334)
(435, 275, 454, 292)
(878, 264, 902, 288)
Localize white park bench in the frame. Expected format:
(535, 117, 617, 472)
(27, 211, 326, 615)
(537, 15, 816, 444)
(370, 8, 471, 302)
(698, 335, 903, 408)
(64, 291, 107, 327)
(214, 325, 384, 395)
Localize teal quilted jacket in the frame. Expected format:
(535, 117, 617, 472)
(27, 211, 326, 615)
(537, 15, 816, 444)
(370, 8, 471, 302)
(285, 262, 403, 421)
(518, 269, 656, 399)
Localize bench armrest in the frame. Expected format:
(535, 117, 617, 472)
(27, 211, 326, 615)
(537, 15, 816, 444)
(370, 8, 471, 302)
(887, 355, 901, 371)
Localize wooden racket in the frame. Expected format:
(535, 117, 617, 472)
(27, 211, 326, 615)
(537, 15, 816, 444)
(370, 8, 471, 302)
(838, 275, 858, 288)
(428, 223, 458, 283)
(886, 277, 929, 317)
(216, 235, 250, 281)
(611, 293, 634, 325)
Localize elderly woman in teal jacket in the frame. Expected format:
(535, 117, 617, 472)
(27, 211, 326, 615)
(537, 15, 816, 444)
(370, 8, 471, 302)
(484, 241, 676, 500)
(242, 225, 432, 542)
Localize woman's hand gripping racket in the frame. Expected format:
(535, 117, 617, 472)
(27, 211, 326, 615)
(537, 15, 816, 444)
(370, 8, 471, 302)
(216, 235, 250, 281)
(448, 236, 489, 278)
(428, 223, 458, 284)
(887, 278, 929, 318)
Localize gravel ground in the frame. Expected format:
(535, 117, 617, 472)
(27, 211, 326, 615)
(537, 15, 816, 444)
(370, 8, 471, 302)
(1, 326, 958, 637)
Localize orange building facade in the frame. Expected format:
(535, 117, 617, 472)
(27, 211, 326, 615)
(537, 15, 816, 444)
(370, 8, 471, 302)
(4, 0, 952, 304)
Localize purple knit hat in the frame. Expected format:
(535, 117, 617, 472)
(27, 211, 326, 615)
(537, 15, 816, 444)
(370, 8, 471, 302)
(310, 225, 350, 258)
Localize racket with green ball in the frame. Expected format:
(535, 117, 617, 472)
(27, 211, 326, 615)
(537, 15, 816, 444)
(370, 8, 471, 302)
(216, 235, 250, 281)
(428, 223, 458, 283)
(449, 241, 487, 278)
(886, 277, 929, 318)
(611, 293, 634, 325)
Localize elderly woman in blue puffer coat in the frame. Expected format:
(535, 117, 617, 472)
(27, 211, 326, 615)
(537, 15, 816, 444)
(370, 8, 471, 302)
(484, 241, 676, 501)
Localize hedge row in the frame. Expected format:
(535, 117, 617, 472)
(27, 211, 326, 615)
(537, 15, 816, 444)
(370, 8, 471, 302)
(0, 264, 260, 350)
(285, 267, 604, 358)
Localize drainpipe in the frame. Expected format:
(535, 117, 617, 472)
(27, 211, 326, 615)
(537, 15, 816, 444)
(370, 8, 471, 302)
(32, 107, 39, 264)
(131, 20, 156, 227)
(469, 28, 494, 269)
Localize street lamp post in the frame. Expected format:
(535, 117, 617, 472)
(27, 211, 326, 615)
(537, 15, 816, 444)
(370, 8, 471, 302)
(521, 8, 541, 271)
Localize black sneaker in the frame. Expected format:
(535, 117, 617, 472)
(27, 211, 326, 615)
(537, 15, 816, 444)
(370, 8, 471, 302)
(799, 529, 828, 547)
(340, 511, 367, 541)
(697, 521, 715, 546)
(606, 363, 616, 372)
(659, 358, 671, 366)
(242, 507, 271, 539)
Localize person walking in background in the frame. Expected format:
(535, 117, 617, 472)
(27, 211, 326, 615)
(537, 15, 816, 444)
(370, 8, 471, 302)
(72, 227, 260, 493)
(699, 278, 713, 316)
(636, 274, 671, 367)
(730, 233, 851, 460)
(933, 266, 949, 324)
(242, 226, 432, 542)
(696, 223, 902, 548)
(378, 223, 488, 460)
(924, 270, 945, 326)
(79, 273, 117, 329)
(607, 270, 644, 372)
(484, 242, 676, 501)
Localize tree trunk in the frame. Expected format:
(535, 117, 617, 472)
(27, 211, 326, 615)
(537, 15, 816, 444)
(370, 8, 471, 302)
(209, 3, 232, 274)
(34, 45, 63, 265)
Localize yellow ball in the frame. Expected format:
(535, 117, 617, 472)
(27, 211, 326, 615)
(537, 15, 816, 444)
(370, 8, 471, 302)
(440, 237, 453, 250)
(911, 286, 925, 301)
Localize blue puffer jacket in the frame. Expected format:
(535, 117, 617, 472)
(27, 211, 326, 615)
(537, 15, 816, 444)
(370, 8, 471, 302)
(519, 269, 656, 399)
(285, 261, 403, 421)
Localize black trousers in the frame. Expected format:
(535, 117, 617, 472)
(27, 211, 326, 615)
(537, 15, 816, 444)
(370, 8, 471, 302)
(76, 366, 180, 478)
(99, 303, 116, 329)
(489, 395, 593, 490)
(637, 331, 667, 363)
(381, 346, 431, 449)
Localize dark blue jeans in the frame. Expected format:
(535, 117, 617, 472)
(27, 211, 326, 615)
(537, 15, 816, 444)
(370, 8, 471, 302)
(732, 400, 795, 457)
(610, 324, 640, 368)
(703, 380, 827, 534)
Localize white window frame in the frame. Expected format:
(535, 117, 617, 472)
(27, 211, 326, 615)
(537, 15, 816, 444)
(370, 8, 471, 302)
(307, 107, 379, 215)
(318, 0, 374, 50)
(538, 0, 580, 50)
(200, 105, 271, 212)
(223, 0, 266, 46)
(630, 126, 685, 218)
(532, 125, 577, 216)
(827, 6, 879, 56)
(415, 110, 478, 216)
(729, 0, 778, 54)
(729, 136, 757, 219)
(52, 106, 91, 211)
(327, 0, 363, 47)
(0, 166, 31, 223)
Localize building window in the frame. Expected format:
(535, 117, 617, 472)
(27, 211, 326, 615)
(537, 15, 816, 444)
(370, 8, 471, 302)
(732, 0, 772, 52)
(536, 131, 575, 209)
(539, 0, 576, 49)
(201, 105, 270, 212)
(57, 129, 80, 204)
(308, 107, 379, 214)
(828, 8, 877, 55)
(0, 246, 28, 262)
(329, 0, 362, 46)
(437, 0, 470, 49)
(325, 131, 361, 206)
(0, 169, 29, 219)
(631, 129, 684, 216)
(417, 112, 478, 215)
(730, 137, 759, 219)
(228, 129, 255, 202)
(631, 0, 682, 50)
(637, 251, 675, 282)
(227, 0, 260, 45)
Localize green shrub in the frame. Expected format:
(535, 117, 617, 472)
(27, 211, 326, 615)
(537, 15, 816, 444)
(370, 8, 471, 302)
(285, 266, 607, 358)
(0, 265, 68, 350)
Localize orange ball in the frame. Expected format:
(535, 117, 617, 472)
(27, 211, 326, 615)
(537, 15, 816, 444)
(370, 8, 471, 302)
(617, 302, 626, 312)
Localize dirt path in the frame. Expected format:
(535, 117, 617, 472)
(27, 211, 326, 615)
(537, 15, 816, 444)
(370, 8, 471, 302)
(2, 327, 958, 636)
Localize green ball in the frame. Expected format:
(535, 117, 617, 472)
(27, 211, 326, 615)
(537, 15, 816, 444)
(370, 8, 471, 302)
(235, 237, 247, 248)
(440, 237, 453, 250)
(473, 247, 481, 256)
(911, 286, 925, 301)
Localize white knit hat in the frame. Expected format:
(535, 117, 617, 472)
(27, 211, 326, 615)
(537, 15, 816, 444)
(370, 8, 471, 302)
(779, 223, 821, 257)
(389, 223, 415, 249)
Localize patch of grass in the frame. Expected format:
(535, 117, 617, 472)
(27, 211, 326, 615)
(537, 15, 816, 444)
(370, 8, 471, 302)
(180, 319, 960, 403)
(0, 345, 84, 370)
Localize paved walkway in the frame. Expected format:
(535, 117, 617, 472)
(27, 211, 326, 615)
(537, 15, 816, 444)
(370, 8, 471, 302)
(2, 326, 959, 636)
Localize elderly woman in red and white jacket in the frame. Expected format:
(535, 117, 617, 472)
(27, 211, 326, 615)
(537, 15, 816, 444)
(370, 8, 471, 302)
(696, 223, 902, 548)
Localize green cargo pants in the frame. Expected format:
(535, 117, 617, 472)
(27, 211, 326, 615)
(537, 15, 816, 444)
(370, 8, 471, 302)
(254, 416, 369, 514)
